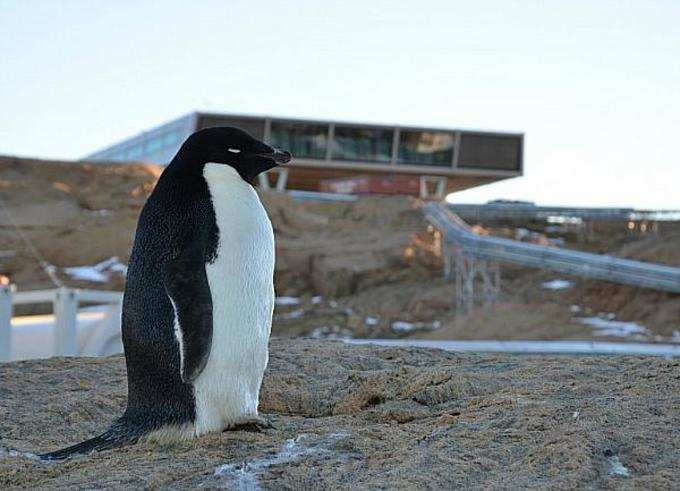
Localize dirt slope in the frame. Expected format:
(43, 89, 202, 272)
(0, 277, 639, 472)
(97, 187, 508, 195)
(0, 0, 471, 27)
(1, 339, 679, 489)
(1, 155, 678, 340)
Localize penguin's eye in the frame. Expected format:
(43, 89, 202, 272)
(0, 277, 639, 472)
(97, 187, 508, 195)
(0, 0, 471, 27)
(227, 148, 241, 154)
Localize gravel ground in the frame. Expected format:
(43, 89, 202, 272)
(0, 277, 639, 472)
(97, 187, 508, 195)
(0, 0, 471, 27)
(1, 339, 679, 489)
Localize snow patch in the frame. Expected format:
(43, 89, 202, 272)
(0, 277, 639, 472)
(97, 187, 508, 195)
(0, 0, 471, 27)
(310, 325, 353, 339)
(578, 316, 649, 339)
(607, 455, 630, 477)
(276, 309, 304, 320)
(311, 296, 323, 305)
(274, 296, 299, 306)
(391, 320, 442, 333)
(364, 316, 379, 326)
(210, 433, 348, 490)
(63, 257, 127, 283)
(541, 279, 572, 290)
(0, 446, 41, 462)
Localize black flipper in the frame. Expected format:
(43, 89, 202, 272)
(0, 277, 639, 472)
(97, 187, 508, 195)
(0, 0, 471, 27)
(164, 243, 213, 384)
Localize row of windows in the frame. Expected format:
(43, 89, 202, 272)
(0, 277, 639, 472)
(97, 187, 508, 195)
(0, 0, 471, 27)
(95, 129, 184, 162)
(260, 120, 519, 170)
(269, 123, 456, 167)
(91, 116, 521, 172)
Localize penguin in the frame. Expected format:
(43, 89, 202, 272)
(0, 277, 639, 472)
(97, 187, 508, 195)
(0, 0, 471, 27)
(40, 127, 291, 460)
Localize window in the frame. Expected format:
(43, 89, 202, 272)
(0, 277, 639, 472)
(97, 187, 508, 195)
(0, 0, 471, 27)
(398, 131, 454, 167)
(270, 122, 328, 159)
(332, 126, 393, 163)
(162, 130, 182, 147)
(127, 145, 143, 160)
(146, 136, 164, 154)
(458, 134, 522, 171)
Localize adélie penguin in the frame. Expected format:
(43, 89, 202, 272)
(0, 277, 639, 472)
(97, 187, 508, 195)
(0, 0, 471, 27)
(39, 127, 291, 460)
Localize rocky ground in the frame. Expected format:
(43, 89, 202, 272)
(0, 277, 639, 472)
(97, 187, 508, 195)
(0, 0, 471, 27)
(1, 154, 679, 342)
(2, 339, 679, 489)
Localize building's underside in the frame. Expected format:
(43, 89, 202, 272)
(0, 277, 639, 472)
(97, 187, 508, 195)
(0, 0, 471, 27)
(85, 112, 523, 197)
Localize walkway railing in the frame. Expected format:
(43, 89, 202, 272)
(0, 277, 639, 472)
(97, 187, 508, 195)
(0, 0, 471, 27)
(0, 286, 122, 362)
(448, 203, 680, 222)
(425, 202, 680, 294)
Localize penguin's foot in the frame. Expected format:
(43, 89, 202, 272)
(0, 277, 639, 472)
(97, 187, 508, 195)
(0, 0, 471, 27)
(227, 416, 275, 433)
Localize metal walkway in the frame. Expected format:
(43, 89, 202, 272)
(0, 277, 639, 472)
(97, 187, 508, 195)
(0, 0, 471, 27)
(424, 203, 680, 310)
(448, 202, 680, 222)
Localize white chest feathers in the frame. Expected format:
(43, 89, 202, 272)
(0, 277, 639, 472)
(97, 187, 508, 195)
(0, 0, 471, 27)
(191, 163, 275, 435)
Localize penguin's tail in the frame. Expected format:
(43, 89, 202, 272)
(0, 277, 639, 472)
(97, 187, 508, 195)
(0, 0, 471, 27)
(38, 422, 140, 461)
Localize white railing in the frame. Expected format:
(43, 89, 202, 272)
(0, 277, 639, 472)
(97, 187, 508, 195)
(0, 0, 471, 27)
(0, 286, 123, 362)
(425, 202, 680, 293)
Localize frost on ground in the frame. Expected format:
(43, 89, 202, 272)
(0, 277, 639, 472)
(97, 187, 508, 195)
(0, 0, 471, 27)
(607, 454, 630, 478)
(541, 279, 573, 290)
(1, 339, 679, 489)
(274, 296, 299, 306)
(63, 257, 127, 283)
(207, 433, 349, 490)
(578, 316, 650, 339)
(391, 320, 442, 333)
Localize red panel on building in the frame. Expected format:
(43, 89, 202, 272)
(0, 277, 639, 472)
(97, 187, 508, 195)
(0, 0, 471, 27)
(320, 174, 422, 196)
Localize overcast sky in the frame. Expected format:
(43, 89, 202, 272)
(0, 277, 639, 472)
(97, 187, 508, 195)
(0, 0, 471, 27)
(1, 0, 679, 208)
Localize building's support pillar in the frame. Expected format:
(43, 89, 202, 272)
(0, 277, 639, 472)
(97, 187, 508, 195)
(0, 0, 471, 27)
(258, 173, 271, 190)
(258, 168, 289, 193)
(419, 176, 447, 200)
(275, 168, 289, 192)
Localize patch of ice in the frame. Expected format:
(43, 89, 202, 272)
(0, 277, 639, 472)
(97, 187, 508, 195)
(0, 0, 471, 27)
(310, 325, 353, 339)
(210, 433, 348, 490)
(274, 296, 299, 306)
(311, 296, 323, 305)
(64, 267, 109, 283)
(277, 309, 304, 320)
(391, 320, 442, 333)
(0, 446, 40, 461)
(515, 228, 530, 240)
(63, 256, 127, 283)
(547, 237, 566, 247)
(607, 455, 630, 477)
(541, 279, 572, 290)
(578, 317, 649, 338)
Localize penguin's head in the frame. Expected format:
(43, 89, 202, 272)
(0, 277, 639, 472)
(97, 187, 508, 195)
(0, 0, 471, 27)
(181, 126, 292, 182)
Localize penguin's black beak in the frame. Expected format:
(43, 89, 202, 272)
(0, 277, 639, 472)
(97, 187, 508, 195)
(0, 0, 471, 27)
(254, 148, 292, 165)
(271, 148, 292, 164)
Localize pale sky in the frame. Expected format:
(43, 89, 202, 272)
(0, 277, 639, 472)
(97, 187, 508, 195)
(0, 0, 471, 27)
(1, 0, 679, 208)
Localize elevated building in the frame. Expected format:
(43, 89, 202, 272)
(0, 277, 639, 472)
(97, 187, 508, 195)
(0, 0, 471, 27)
(85, 112, 523, 197)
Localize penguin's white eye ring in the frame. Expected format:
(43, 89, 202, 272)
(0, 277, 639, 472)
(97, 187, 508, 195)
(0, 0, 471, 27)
(227, 148, 241, 154)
